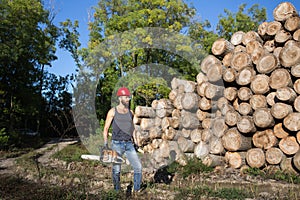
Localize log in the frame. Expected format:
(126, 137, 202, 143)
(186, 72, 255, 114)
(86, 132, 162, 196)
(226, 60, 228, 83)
(202, 154, 225, 167)
(273, 123, 289, 139)
(151, 99, 159, 110)
(258, 22, 269, 37)
(181, 92, 199, 111)
(294, 79, 300, 94)
(250, 74, 270, 95)
(225, 151, 246, 169)
(134, 126, 149, 146)
(253, 108, 275, 128)
(198, 97, 212, 111)
(256, 53, 279, 74)
(291, 64, 300, 78)
(279, 40, 300, 67)
(194, 141, 210, 160)
(222, 67, 236, 83)
(275, 29, 292, 44)
(280, 156, 298, 175)
(246, 40, 263, 55)
(196, 82, 209, 97)
(209, 136, 225, 155)
(224, 87, 238, 101)
(238, 87, 253, 101)
(273, 47, 282, 58)
(222, 128, 252, 151)
(171, 77, 196, 92)
(211, 117, 228, 138)
(296, 131, 300, 144)
(202, 118, 212, 130)
(190, 128, 202, 143)
(271, 102, 293, 119)
(204, 83, 224, 100)
(252, 129, 278, 150)
(133, 115, 141, 125)
(246, 148, 266, 168)
(269, 68, 292, 90)
(162, 127, 176, 140)
(181, 110, 200, 129)
(265, 147, 284, 165)
(196, 72, 208, 85)
(242, 31, 263, 46)
(196, 109, 208, 121)
(250, 46, 267, 65)
(273, 2, 298, 22)
(294, 96, 300, 112)
(158, 140, 170, 158)
(225, 110, 241, 127)
(135, 106, 156, 118)
(181, 128, 191, 138)
(231, 51, 252, 71)
(284, 112, 300, 132)
(266, 92, 277, 107)
(249, 95, 267, 110)
(266, 21, 282, 36)
(206, 62, 223, 82)
(238, 102, 253, 116)
(264, 40, 275, 53)
(275, 87, 297, 103)
(211, 38, 234, 56)
(201, 129, 212, 143)
(292, 150, 300, 172)
(140, 118, 156, 130)
(156, 99, 173, 118)
(172, 109, 181, 118)
(237, 116, 256, 134)
(177, 136, 194, 153)
(173, 93, 184, 110)
(284, 16, 300, 32)
(222, 52, 233, 67)
(161, 117, 172, 131)
(169, 141, 187, 166)
(149, 127, 162, 139)
(200, 55, 221, 74)
(169, 89, 178, 102)
(171, 117, 180, 129)
(294, 29, 300, 41)
(236, 67, 256, 86)
(230, 31, 245, 46)
(279, 136, 300, 155)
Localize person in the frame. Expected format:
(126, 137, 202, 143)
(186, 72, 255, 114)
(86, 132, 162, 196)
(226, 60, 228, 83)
(103, 87, 142, 192)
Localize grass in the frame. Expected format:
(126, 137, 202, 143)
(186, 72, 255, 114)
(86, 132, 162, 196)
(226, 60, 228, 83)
(52, 142, 90, 163)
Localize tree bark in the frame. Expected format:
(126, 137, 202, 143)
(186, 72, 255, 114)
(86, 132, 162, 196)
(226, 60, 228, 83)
(279, 136, 300, 155)
(246, 148, 266, 168)
(222, 128, 252, 151)
(252, 129, 278, 150)
(265, 147, 284, 165)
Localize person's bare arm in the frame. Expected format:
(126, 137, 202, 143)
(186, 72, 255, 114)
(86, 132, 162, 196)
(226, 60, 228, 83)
(103, 108, 115, 145)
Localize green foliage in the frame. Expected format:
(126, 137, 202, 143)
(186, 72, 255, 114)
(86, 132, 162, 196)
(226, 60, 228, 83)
(52, 143, 89, 163)
(0, 128, 9, 149)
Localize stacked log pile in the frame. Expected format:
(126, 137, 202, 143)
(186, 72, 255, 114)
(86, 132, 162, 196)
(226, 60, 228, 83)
(133, 2, 300, 173)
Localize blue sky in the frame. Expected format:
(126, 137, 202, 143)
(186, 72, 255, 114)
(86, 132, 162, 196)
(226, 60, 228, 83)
(48, 0, 300, 78)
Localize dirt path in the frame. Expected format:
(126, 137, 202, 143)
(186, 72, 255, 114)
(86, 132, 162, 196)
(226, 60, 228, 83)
(0, 138, 79, 175)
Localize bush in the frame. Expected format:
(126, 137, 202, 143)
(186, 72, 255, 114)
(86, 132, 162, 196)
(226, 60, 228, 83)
(0, 128, 9, 150)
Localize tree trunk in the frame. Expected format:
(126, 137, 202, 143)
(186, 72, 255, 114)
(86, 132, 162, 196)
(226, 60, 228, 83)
(161, 117, 172, 131)
(285, 16, 300, 31)
(196, 82, 209, 97)
(194, 141, 210, 160)
(246, 148, 266, 168)
(237, 116, 256, 134)
(181, 128, 191, 139)
(149, 127, 162, 139)
(253, 108, 275, 128)
(265, 147, 284, 165)
(269, 68, 292, 90)
(231, 51, 252, 71)
(230, 31, 245, 46)
(279, 40, 300, 67)
(225, 151, 246, 169)
(202, 154, 225, 167)
(279, 136, 300, 155)
(256, 53, 279, 74)
(273, 2, 297, 22)
(140, 118, 156, 130)
(206, 62, 223, 82)
(273, 123, 289, 139)
(280, 156, 298, 174)
(271, 102, 293, 119)
(236, 67, 256, 86)
(212, 38, 234, 56)
(177, 136, 195, 153)
(246, 40, 263, 55)
(250, 74, 270, 95)
(252, 129, 278, 150)
(201, 128, 212, 143)
(198, 97, 212, 111)
(258, 22, 268, 37)
(135, 106, 156, 118)
(162, 127, 176, 140)
(249, 95, 267, 110)
(222, 128, 252, 151)
(250, 46, 267, 65)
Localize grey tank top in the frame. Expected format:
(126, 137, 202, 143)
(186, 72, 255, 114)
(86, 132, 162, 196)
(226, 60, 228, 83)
(112, 107, 134, 141)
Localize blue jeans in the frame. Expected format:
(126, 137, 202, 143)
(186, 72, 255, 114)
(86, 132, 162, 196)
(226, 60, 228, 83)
(111, 140, 142, 191)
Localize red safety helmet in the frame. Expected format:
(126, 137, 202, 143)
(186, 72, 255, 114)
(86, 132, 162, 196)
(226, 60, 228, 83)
(117, 87, 131, 96)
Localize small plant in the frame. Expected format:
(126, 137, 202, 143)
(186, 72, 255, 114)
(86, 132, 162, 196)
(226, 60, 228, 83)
(179, 157, 213, 178)
(52, 142, 89, 163)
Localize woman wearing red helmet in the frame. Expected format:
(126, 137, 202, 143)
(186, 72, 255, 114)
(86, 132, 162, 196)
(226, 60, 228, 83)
(103, 87, 142, 193)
